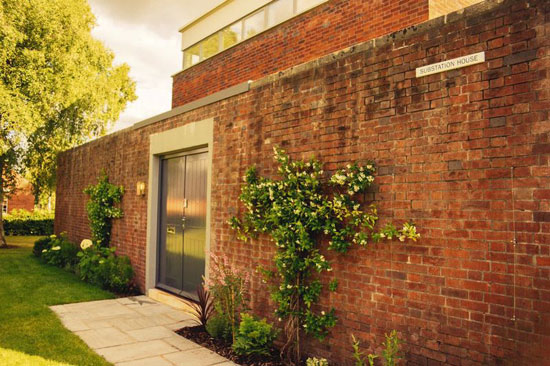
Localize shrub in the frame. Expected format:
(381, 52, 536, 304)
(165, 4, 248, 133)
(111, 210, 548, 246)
(84, 172, 123, 247)
(206, 254, 249, 343)
(4, 209, 55, 236)
(33, 236, 54, 257)
(206, 314, 232, 342)
(232, 313, 278, 357)
(306, 358, 329, 366)
(41, 236, 79, 270)
(76, 242, 134, 293)
(184, 284, 214, 328)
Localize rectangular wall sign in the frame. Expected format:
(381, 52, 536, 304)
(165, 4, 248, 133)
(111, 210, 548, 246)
(416, 51, 485, 78)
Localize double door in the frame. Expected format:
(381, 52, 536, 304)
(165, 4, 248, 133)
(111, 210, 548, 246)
(157, 150, 207, 299)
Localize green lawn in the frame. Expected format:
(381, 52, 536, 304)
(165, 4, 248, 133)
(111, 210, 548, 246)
(0, 236, 114, 366)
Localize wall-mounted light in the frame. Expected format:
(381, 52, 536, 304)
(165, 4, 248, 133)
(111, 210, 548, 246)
(136, 182, 146, 196)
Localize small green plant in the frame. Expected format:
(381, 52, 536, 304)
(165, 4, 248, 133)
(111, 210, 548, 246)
(33, 235, 54, 257)
(205, 253, 249, 343)
(306, 357, 329, 366)
(206, 313, 232, 342)
(76, 240, 134, 293)
(40, 234, 79, 270)
(382, 330, 402, 366)
(352, 331, 401, 366)
(232, 313, 278, 356)
(84, 172, 124, 247)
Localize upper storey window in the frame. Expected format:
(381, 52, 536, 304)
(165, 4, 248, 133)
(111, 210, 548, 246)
(182, 0, 327, 70)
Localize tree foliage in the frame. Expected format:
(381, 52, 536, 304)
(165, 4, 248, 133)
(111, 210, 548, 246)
(0, 0, 136, 246)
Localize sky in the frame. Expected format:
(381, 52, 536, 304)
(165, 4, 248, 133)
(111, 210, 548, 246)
(88, 0, 224, 132)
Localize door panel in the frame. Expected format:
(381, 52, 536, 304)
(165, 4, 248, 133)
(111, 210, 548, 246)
(182, 152, 208, 293)
(157, 150, 207, 298)
(158, 157, 185, 291)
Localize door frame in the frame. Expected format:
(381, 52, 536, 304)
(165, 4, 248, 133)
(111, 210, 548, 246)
(156, 148, 208, 299)
(145, 118, 214, 296)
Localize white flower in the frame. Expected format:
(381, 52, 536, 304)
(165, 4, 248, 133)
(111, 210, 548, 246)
(51, 246, 61, 251)
(80, 239, 93, 250)
(321, 311, 325, 315)
(49, 234, 57, 239)
(42, 249, 47, 253)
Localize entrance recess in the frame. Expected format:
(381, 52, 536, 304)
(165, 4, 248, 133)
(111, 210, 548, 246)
(157, 149, 208, 298)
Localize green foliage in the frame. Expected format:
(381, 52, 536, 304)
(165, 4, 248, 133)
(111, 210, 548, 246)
(352, 331, 401, 366)
(232, 313, 278, 357)
(0, 0, 136, 204)
(33, 236, 54, 257)
(306, 357, 329, 366)
(4, 218, 53, 236)
(230, 147, 420, 357)
(382, 330, 402, 366)
(4, 209, 54, 220)
(40, 235, 79, 270)
(76, 243, 134, 293)
(206, 254, 249, 343)
(84, 172, 124, 247)
(4, 209, 54, 236)
(206, 314, 232, 342)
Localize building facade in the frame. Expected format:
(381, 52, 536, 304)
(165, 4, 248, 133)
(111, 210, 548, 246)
(3, 177, 35, 214)
(55, 0, 550, 364)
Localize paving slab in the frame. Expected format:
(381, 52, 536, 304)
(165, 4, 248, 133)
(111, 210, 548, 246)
(51, 296, 238, 366)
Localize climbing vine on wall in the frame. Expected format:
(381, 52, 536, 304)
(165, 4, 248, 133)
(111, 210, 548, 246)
(84, 171, 124, 247)
(229, 147, 419, 364)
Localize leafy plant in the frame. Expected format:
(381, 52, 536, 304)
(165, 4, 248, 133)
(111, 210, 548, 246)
(5, 210, 55, 236)
(382, 330, 402, 366)
(83, 172, 124, 247)
(41, 234, 79, 270)
(33, 236, 54, 257)
(205, 253, 249, 343)
(76, 241, 134, 293)
(230, 148, 420, 363)
(185, 284, 214, 328)
(232, 313, 279, 356)
(352, 331, 401, 366)
(206, 314, 232, 342)
(306, 357, 329, 366)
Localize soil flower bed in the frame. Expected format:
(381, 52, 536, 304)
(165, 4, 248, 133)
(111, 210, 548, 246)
(177, 325, 292, 366)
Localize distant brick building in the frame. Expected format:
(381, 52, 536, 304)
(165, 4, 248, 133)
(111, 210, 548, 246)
(2, 177, 35, 214)
(55, 0, 550, 365)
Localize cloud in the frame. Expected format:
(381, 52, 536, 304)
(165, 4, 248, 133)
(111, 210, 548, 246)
(89, 0, 223, 38)
(87, 0, 224, 132)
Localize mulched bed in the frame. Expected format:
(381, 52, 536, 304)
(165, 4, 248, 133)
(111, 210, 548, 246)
(177, 325, 291, 366)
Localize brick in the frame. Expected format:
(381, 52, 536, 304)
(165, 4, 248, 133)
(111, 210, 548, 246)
(534, 212, 550, 222)
(490, 116, 506, 127)
(503, 49, 537, 66)
(54, 1, 550, 365)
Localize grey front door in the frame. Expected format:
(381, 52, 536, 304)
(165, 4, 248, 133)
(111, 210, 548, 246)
(157, 150, 207, 298)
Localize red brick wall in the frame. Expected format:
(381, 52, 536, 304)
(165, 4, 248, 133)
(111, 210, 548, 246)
(56, 0, 550, 364)
(7, 180, 34, 212)
(172, 0, 430, 108)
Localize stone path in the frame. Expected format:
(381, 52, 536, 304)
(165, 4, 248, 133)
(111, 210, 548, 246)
(51, 296, 237, 366)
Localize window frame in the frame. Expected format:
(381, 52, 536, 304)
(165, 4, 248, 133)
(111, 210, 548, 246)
(182, 0, 328, 70)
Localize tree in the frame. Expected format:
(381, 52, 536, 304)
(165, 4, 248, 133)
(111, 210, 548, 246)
(0, 0, 136, 247)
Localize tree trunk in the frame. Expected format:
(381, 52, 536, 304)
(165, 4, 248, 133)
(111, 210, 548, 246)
(0, 185, 7, 248)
